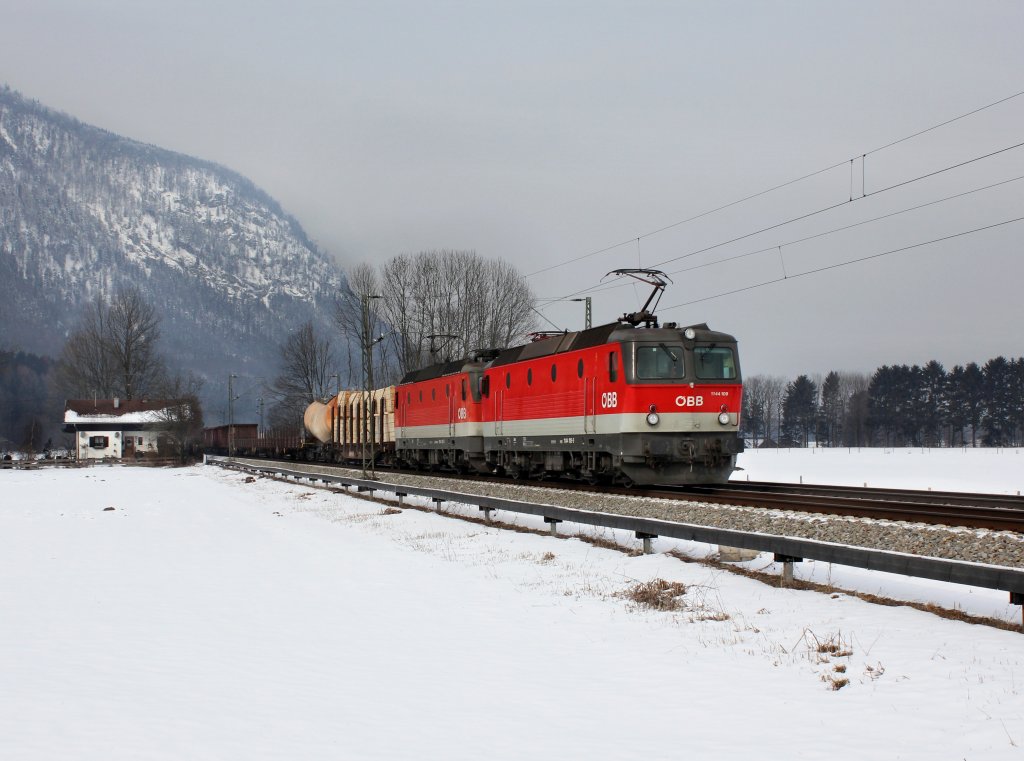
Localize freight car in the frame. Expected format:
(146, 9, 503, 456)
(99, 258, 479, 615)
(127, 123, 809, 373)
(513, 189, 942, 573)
(303, 387, 396, 465)
(202, 423, 306, 458)
(202, 423, 258, 454)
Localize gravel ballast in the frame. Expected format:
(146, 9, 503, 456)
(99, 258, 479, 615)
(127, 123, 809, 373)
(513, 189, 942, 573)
(226, 458, 1024, 569)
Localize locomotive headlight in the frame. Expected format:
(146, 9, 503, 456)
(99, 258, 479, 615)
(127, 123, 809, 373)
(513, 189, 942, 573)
(718, 411, 731, 425)
(683, 327, 696, 340)
(646, 404, 660, 427)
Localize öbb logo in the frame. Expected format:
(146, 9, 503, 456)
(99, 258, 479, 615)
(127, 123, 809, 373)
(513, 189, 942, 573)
(675, 395, 704, 408)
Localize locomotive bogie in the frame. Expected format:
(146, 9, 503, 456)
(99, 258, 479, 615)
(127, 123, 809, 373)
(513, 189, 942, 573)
(479, 429, 740, 485)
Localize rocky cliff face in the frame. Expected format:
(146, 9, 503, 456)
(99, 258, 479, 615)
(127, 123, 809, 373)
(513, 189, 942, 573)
(0, 86, 347, 421)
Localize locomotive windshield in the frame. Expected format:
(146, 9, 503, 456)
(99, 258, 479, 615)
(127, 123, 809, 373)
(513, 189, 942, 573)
(694, 346, 737, 380)
(635, 344, 685, 379)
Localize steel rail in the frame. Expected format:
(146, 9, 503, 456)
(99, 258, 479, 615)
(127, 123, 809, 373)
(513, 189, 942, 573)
(208, 456, 1024, 603)
(648, 487, 1024, 532)
(722, 480, 1024, 508)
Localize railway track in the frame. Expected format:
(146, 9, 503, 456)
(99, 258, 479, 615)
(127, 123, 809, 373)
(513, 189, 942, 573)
(657, 482, 1024, 533)
(237, 456, 1024, 533)
(513, 478, 1024, 533)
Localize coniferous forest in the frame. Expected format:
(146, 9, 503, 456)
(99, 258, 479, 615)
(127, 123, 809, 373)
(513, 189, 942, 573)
(742, 357, 1024, 448)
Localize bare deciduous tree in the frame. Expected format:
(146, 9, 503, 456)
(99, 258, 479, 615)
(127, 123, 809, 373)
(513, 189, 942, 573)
(335, 263, 389, 385)
(154, 371, 205, 461)
(741, 375, 770, 445)
(269, 320, 336, 429)
(350, 250, 536, 380)
(57, 286, 165, 400)
(107, 286, 164, 400)
(57, 297, 116, 398)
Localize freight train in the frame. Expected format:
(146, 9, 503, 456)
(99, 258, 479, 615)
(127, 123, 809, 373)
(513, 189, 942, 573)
(216, 272, 745, 485)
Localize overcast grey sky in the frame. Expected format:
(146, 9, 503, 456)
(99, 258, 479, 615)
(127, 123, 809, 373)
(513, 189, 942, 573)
(3, 0, 1022, 377)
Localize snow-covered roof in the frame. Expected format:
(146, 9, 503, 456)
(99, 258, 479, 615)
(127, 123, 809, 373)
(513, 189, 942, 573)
(64, 410, 169, 424)
(63, 399, 181, 425)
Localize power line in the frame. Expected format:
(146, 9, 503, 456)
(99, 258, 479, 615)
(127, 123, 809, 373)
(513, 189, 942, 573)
(865, 89, 1024, 156)
(523, 161, 850, 279)
(550, 173, 1024, 301)
(658, 216, 1024, 311)
(651, 139, 1024, 270)
(525, 87, 1024, 280)
(539, 141, 1024, 304)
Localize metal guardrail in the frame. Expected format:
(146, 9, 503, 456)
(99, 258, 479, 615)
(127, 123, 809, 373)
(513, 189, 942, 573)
(208, 457, 1024, 602)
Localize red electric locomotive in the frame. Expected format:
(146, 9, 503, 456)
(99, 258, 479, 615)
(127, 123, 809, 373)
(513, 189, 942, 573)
(394, 270, 744, 485)
(395, 358, 488, 471)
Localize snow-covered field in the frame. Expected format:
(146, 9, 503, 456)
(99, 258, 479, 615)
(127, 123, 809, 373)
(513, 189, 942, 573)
(1, 452, 1022, 760)
(735, 445, 1024, 495)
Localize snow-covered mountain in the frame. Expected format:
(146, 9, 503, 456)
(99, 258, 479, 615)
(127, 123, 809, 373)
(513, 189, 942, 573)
(0, 86, 347, 419)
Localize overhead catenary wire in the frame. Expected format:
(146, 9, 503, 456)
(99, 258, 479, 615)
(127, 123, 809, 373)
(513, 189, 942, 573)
(524, 159, 849, 278)
(864, 89, 1024, 156)
(544, 173, 1024, 302)
(657, 216, 1024, 311)
(524, 87, 1024, 280)
(536, 140, 1024, 306)
(649, 139, 1024, 270)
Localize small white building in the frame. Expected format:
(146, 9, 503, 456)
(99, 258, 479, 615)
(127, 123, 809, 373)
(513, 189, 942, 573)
(63, 398, 178, 460)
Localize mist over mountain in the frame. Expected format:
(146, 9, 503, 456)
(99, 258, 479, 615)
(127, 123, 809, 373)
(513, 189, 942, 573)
(0, 86, 347, 424)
